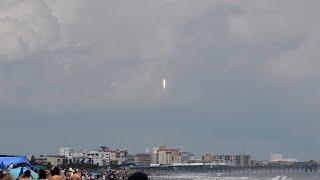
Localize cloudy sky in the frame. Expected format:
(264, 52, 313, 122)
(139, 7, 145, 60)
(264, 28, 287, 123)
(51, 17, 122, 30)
(1, 0, 320, 160)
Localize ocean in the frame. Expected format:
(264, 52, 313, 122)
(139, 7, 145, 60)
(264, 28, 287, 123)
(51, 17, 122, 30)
(149, 173, 320, 180)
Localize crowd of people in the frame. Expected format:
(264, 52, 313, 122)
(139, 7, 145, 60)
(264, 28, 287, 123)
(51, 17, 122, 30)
(0, 167, 148, 180)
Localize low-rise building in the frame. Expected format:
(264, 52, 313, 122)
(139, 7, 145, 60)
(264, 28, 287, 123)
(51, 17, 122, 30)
(102, 147, 128, 165)
(29, 155, 47, 165)
(134, 153, 151, 166)
(202, 154, 251, 166)
(46, 155, 65, 167)
(155, 145, 181, 165)
(87, 150, 111, 166)
(28, 155, 66, 167)
(181, 152, 195, 163)
(59, 146, 128, 166)
(59, 147, 87, 160)
(270, 153, 283, 161)
(111, 149, 128, 165)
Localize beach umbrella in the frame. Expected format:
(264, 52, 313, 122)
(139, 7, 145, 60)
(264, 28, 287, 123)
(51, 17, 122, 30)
(9, 167, 24, 179)
(34, 165, 48, 170)
(10, 167, 39, 179)
(0, 162, 6, 169)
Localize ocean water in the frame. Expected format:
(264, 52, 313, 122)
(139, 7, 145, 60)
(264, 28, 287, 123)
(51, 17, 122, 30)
(150, 173, 320, 180)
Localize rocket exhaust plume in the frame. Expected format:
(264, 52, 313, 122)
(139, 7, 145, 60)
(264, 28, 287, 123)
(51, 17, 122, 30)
(162, 78, 166, 89)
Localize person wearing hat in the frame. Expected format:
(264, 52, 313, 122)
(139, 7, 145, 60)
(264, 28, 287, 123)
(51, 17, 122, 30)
(64, 168, 74, 180)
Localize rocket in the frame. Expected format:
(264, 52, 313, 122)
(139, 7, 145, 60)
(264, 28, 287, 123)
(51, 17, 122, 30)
(162, 78, 166, 89)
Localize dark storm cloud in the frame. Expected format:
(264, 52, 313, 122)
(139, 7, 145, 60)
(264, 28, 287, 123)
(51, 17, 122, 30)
(1, 0, 320, 160)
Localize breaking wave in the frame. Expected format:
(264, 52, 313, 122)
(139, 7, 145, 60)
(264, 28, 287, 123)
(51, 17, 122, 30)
(150, 174, 295, 180)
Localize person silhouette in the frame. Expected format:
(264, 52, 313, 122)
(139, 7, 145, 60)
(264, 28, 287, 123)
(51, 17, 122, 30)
(128, 172, 148, 180)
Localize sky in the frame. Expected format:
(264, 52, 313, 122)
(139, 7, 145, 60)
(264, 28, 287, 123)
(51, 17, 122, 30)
(1, 0, 320, 160)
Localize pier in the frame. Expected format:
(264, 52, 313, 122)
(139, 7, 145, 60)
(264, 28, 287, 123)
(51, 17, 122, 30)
(131, 161, 319, 176)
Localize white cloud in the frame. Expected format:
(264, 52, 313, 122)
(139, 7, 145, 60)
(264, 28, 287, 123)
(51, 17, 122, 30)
(265, 29, 320, 82)
(0, 0, 60, 60)
(2, 0, 320, 159)
(11, 0, 219, 109)
(1, 0, 320, 111)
